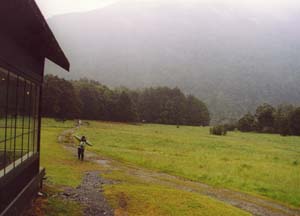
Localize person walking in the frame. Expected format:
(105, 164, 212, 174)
(74, 135, 92, 161)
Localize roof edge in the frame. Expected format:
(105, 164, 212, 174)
(29, 0, 70, 71)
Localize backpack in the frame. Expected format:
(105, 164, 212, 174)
(79, 141, 85, 149)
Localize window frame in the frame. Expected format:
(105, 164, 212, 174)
(0, 67, 40, 177)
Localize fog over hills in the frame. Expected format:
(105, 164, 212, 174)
(45, 0, 300, 122)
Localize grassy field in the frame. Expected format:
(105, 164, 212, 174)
(78, 121, 300, 207)
(39, 119, 251, 215)
(40, 119, 100, 187)
(37, 119, 100, 215)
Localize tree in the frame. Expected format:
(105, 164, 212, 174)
(41, 76, 210, 126)
(159, 88, 186, 125)
(42, 75, 81, 119)
(137, 88, 161, 123)
(238, 113, 255, 132)
(210, 125, 227, 136)
(289, 107, 300, 136)
(115, 91, 137, 122)
(74, 79, 112, 120)
(78, 86, 100, 120)
(274, 105, 294, 136)
(185, 95, 210, 126)
(255, 103, 275, 133)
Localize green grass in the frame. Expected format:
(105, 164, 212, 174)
(37, 119, 99, 215)
(103, 169, 250, 216)
(105, 184, 248, 216)
(45, 198, 82, 216)
(40, 185, 82, 216)
(40, 119, 100, 187)
(40, 118, 251, 215)
(78, 121, 300, 207)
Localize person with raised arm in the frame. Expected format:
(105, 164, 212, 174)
(74, 135, 92, 161)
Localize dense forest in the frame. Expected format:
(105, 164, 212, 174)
(42, 75, 300, 136)
(42, 75, 210, 126)
(209, 103, 300, 136)
(236, 104, 300, 136)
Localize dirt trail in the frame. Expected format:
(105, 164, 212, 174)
(60, 171, 113, 216)
(60, 128, 300, 216)
(58, 129, 113, 216)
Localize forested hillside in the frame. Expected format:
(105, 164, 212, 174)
(45, 0, 300, 122)
(42, 75, 210, 126)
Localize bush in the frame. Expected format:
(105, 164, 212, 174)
(261, 126, 275, 134)
(210, 125, 227, 136)
(224, 123, 237, 131)
(238, 113, 255, 132)
(289, 107, 300, 136)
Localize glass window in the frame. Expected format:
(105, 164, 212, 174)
(0, 68, 40, 176)
(24, 81, 32, 159)
(34, 86, 40, 154)
(17, 78, 26, 159)
(0, 68, 8, 173)
(31, 84, 37, 154)
(7, 74, 18, 167)
(28, 83, 35, 156)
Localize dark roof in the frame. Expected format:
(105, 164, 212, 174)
(29, 0, 70, 71)
(0, 0, 70, 71)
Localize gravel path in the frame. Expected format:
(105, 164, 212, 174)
(60, 171, 113, 216)
(58, 129, 114, 216)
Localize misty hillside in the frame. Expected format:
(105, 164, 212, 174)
(45, 1, 300, 122)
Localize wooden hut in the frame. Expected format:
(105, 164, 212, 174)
(0, 1, 69, 215)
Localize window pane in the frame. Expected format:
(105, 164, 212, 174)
(29, 83, 36, 154)
(23, 133, 29, 159)
(0, 69, 8, 133)
(17, 78, 26, 159)
(0, 68, 8, 171)
(24, 82, 32, 158)
(16, 78, 25, 136)
(7, 74, 18, 167)
(31, 84, 39, 154)
(15, 135, 23, 159)
(35, 86, 40, 153)
(0, 70, 40, 173)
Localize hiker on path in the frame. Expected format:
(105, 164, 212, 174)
(74, 135, 92, 161)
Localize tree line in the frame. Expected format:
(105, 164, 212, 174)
(237, 103, 300, 136)
(42, 75, 210, 126)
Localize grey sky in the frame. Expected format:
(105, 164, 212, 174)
(36, 0, 120, 18)
(36, 0, 300, 18)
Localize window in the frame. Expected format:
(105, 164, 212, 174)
(0, 68, 8, 174)
(0, 68, 40, 177)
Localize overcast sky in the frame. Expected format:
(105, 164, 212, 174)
(36, 0, 119, 18)
(36, 0, 300, 18)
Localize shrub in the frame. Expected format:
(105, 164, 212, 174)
(238, 113, 255, 132)
(289, 107, 300, 136)
(210, 125, 227, 136)
(255, 103, 276, 130)
(224, 123, 237, 131)
(261, 126, 274, 134)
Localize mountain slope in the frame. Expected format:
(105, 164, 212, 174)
(45, 1, 300, 121)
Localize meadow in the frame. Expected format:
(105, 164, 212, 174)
(78, 121, 300, 207)
(39, 119, 251, 215)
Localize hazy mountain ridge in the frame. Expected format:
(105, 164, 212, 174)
(45, 1, 300, 122)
